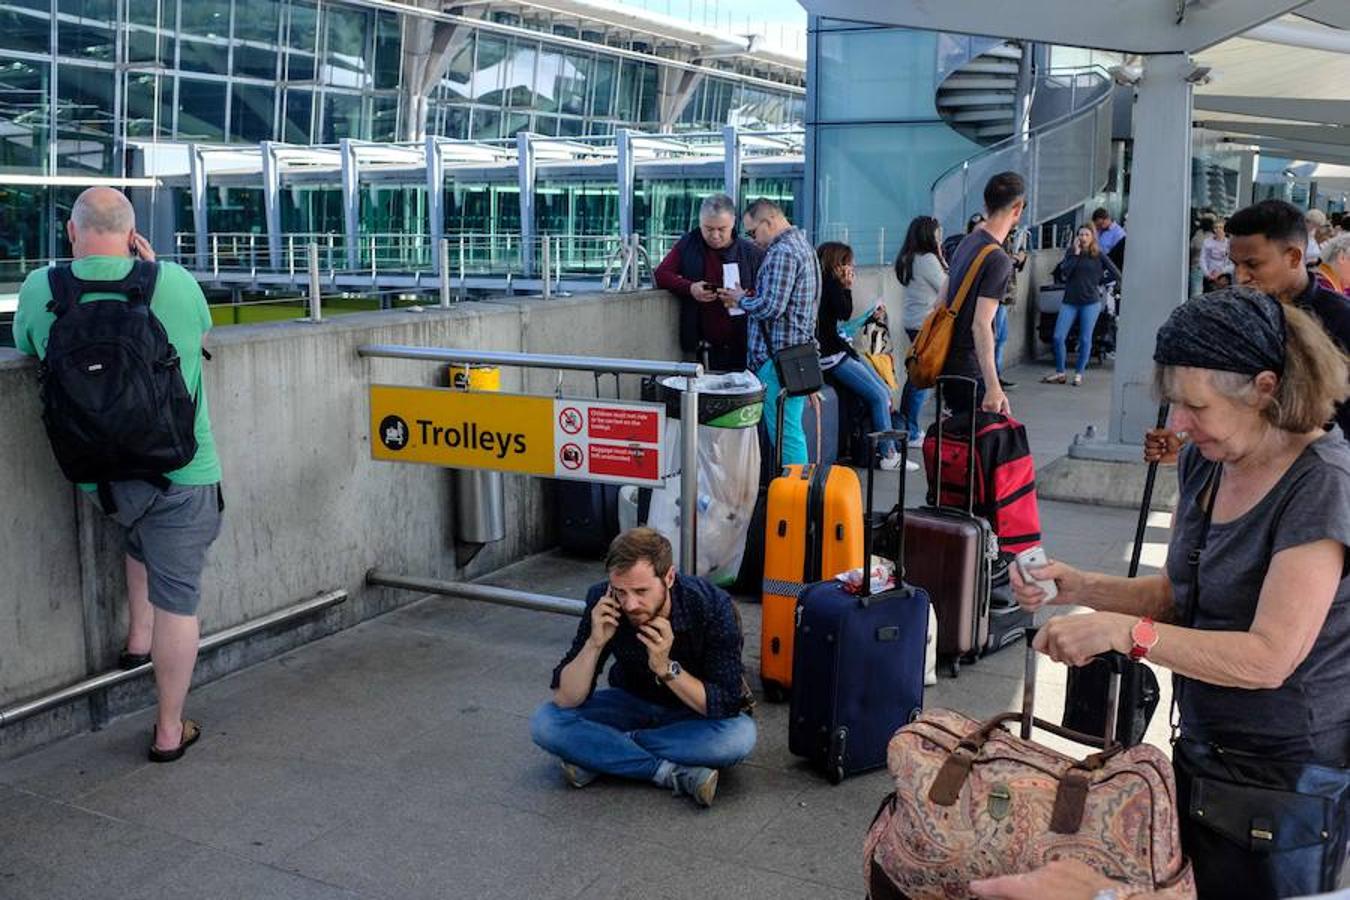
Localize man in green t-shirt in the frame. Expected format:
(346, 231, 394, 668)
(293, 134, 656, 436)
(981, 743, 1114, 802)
(13, 187, 222, 763)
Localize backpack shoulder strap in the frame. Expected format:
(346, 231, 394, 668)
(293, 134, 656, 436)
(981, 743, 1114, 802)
(944, 243, 1000, 316)
(46, 265, 82, 318)
(118, 259, 160, 307)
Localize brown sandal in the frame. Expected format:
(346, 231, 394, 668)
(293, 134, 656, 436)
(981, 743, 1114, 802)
(148, 719, 201, 763)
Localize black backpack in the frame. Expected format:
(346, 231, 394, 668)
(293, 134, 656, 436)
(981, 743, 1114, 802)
(39, 261, 198, 508)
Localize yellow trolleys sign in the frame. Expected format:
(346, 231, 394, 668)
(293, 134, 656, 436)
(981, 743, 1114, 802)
(369, 384, 666, 487)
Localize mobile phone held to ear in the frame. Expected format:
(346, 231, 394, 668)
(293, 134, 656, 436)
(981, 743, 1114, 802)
(1014, 546, 1058, 602)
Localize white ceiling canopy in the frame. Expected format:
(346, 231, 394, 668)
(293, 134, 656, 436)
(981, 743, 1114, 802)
(794, 0, 1308, 54)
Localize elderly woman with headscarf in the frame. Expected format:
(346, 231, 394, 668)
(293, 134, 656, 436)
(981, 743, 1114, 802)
(1012, 287, 1350, 900)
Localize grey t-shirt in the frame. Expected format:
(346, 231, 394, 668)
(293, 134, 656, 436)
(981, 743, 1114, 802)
(1167, 431, 1350, 764)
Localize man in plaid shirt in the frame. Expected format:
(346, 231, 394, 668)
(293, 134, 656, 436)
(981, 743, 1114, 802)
(720, 198, 821, 465)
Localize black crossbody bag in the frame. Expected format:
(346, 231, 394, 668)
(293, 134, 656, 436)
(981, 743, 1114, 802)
(1171, 463, 1350, 899)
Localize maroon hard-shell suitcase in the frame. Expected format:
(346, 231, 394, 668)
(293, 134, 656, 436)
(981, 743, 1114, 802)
(901, 376, 994, 678)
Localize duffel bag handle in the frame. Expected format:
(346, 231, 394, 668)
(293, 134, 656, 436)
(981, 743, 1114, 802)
(927, 710, 1129, 833)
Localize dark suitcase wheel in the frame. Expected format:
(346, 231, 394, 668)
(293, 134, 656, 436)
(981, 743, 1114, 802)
(827, 764, 845, 785)
(763, 681, 788, 703)
(946, 657, 961, 678)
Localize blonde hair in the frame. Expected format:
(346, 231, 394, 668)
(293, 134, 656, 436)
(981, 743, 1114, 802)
(1154, 304, 1349, 433)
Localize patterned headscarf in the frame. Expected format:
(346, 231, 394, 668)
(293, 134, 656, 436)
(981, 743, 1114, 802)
(1154, 287, 1286, 376)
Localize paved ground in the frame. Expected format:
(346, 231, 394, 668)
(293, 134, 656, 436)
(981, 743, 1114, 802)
(0, 360, 1170, 900)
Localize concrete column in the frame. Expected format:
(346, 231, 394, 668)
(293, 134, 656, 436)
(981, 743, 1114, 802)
(1238, 149, 1259, 207)
(340, 138, 360, 270)
(722, 125, 741, 207)
(188, 144, 209, 271)
(616, 128, 635, 241)
(517, 131, 537, 277)
(425, 135, 445, 272)
(1077, 54, 1194, 459)
(261, 141, 283, 269)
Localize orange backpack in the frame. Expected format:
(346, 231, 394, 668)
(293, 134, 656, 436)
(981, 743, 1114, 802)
(904, 243, 999, 389)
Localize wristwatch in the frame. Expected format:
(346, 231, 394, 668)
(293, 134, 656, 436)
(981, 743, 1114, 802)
(657, 660, 682, 684)
(1129, 617, 1159, 661)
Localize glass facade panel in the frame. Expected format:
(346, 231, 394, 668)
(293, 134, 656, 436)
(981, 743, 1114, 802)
(324, 4, 370, 89)
(817, 29, 941, 121)
(634, 177, 720, 253)
(280, 185, 343, 234)
(55, 63, 114, 171)
(285, 0, 318, 82)
(230, 82, 274, 142)
(57, 0, 115, 61)
(591, 57, 615, 117)
(0, 58, 48, 173)
(180, 0, 228, 38)
(814, 123, 976, 250)
(2, 1, 54, 55)
(322, 91, 364, 142)
(283, 88, 312, 142)
(373, 10, 400, 90)
(124, 70, 171, 138)
(179, 38, 230, 75)
(233, 0, 278, 43)
(177, 77, 227, 140)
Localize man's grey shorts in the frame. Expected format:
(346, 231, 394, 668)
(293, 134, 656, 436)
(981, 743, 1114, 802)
(93, 481, 223, 616)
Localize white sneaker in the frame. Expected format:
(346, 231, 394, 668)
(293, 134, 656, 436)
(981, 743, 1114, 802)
(879, 454, 920, 473)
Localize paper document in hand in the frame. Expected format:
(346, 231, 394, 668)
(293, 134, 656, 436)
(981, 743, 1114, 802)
(723, 262, 746, 315)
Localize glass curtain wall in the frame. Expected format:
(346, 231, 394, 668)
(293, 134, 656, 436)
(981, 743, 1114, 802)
(807, 21, 981, 261)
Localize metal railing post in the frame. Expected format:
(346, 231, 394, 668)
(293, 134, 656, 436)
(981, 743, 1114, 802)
(878, 226, 886, 266)
(541, 237, 552, 300)
(458, 235, 467, 302)
(370, 235, 377, 280)
(288, 235, 296, 279)
(307, 242, 322, 323)
(211, 234, 219, 278)
(679, 378, 700, 575)
(439, 238, 451, 308)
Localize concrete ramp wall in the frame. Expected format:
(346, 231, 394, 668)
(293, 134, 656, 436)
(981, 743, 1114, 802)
(0, 290, 680, 755)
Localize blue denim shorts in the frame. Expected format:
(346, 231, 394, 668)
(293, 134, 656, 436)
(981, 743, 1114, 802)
(93, 481, 223, 615)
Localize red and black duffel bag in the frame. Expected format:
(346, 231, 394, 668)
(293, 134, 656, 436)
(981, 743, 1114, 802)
(922, 412, 1041, 556)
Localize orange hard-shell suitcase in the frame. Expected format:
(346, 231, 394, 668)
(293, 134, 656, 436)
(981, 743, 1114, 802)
(760, 460, 863, 700)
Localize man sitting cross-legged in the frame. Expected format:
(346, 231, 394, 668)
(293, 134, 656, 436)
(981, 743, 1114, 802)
(530, 527, 757, 808)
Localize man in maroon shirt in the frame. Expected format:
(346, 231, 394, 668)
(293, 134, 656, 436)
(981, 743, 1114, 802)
(654, 194, 765, 372)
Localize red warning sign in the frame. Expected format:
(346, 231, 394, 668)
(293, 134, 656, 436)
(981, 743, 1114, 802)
(558, 407, 584, 435)
(587, 443, 659, 481)
(587, 406, 660, 444)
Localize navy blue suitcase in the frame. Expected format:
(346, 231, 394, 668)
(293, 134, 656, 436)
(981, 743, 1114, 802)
(802, 384, 839, 466)
(557, 482, 620, 557)
(788, 430, 931, 783)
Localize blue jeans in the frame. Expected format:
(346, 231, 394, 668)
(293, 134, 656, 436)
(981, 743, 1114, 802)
(898, 328, 928, 441)
(828, 355, 896, 457)
(1053, 301, 1102, 375)
(530, 689, 758, 783)
(994, 305, 1009, 373)
(756, 358, 807, 466)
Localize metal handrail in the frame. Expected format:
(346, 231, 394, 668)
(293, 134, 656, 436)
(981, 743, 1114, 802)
(356, 344, 702, 575)
(930, 64, 1114, 192)
(0, 589, 347, 728)
(930, 65, 1115, 234)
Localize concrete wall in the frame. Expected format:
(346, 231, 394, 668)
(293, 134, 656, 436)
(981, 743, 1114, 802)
(0, 290, 680, 754)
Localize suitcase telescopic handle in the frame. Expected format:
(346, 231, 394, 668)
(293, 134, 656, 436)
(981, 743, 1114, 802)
(1022, 626, 1126, 748)
(933, 375, 979, 515)
(1129, 403, 1171, 579)
(863, 429, 910, 604)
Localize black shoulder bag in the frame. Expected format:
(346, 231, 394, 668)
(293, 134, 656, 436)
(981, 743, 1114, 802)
(1171, 462, 1350, 899)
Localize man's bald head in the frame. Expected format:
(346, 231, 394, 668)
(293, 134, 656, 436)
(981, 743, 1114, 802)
(71, 187, 135, 235)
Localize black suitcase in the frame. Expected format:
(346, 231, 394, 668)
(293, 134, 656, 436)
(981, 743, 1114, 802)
(987, 560, 1033, 654)
(789, 430, 930, 783)
(1061, 404, 1167, 748)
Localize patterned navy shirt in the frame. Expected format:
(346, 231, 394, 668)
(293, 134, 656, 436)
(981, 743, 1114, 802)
(549, 574, 750, 719)
(740, 226, 821, 373)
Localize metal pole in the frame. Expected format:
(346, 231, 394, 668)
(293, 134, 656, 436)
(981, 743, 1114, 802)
(679, 379, 699, 575)
(541, 236, 552, 299)
(0, 590, 347, 728)
(439, 238, 451, 308)
(458, 234, 467, 302)
(365, 571, 585, 617)
(211, 233, 219, 278)
(356, 344, 702, 379)
(370, 234, 377, 280)
(878, 226, 886, 266)
(288, 235, 296, 278)
(307, 242, 322, 323)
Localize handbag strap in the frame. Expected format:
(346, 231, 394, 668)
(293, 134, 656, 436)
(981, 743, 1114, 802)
(1170, 461, 1222, 742)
